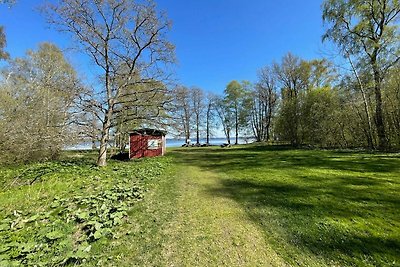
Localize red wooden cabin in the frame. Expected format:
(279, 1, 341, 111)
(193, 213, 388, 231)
(129, 129, 167, 159)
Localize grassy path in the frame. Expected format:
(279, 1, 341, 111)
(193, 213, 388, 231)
(155, 146, 400, 267)
(161, 156, 287, 266)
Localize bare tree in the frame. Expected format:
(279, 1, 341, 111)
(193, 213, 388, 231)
(171, 86, 192, 143)
(191, 87, 204, 145)
(205, 92, 217, 146)
(249, 67, 278, 142)
(45, 0, 175, 166)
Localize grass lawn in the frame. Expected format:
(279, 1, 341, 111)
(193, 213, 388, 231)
(1, 144, 399, 266)
(166, 145, 400, 266)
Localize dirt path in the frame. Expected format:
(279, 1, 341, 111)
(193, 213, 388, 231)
(162, 162, 287, 266)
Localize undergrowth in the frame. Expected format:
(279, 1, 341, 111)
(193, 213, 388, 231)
(0, 153, 169, 266)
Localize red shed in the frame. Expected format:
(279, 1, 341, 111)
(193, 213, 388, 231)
(129, 129, 167, 159)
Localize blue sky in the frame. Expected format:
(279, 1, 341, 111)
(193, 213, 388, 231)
(0, 0, 329, 94)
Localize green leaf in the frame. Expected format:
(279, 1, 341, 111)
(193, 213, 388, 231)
(21, 242, 36, 253)
(50, 201, 61, 208)
(45, 230, 65, 240)
(26, 214, 40, 223)
(94, 221, 103, 230)
(0, 245, 11, 253)
(0, 223, 10, 231)
(76, 211, 89, 221)
(113, 217, 123, 225)
(93, 230, 102, 240)
(78, 243, 92, 253)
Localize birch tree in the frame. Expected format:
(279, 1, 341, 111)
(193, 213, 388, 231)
(248, 67, 278, 142)
(0, 26, 9, 60)
(224, 81, 245, 145)
(191, 87, 204, 145)
(323, 0, 400, 149)
(215, 96, 233, 145)
(0, 43, 81, 163)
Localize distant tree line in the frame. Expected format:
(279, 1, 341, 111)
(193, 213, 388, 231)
(170, 46, 399, 149)
(169, 0, 400, 150)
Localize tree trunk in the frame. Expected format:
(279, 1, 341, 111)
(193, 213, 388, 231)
(373, 66, 387, 150)
(97, 132, 108, 167)
(235, 108, 239, 145)
(97, 111, 112, 166)
(206, 112, 210, 145)
(347, 53, 375, 149)
(196, 115, 200, 144)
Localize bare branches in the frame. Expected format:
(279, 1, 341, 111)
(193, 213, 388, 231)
(44, 0, 175, 166)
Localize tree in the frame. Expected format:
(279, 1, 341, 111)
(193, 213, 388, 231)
(274, 53, 310, 146)
(45, 0, 175, 166)
(0, 0, 15, 4)
(171, 86, 192, 143)
(112, 78, 169, 151)
(248, 67, 278, 142)
(215, 96, 234, 145)
(0, 26, 9, 60)
(0, 43, 81, 164)
(347, 53, 375, 148)
(323, 0, 400, 149)
(224, 81, 245, 145)
(384, 66, 400, 147)
(0, 0, 11, 60)
(191, 87, 204, 145)
(205, 92, 217, 146)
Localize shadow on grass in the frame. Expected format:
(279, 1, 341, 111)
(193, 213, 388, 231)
(169, 145, 400, 265)
(171, 145, 400, 174)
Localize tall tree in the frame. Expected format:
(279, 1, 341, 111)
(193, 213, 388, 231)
(323, 0, 400, 149)
(171, 86, 192, 143)
(205, 92, 217, 146)
(384, 66, 400, 146)
(274, 53, 310, 146)
(0, 26, 9, 60)
(191, 87, 204, 145)
(0, 0, 15, 4)
(45, 0, 175, 166)
(0, 43, 81, 163)
(225, 80, 245, 145)
(248, 67, 278, 142)
(215, 96, 233, 145)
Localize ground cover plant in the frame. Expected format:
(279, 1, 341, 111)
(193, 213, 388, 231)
(0, 151, 170, 266)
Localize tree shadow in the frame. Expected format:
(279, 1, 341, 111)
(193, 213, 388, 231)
(170, 145, 400, 174)
(169, 145, 400, 265)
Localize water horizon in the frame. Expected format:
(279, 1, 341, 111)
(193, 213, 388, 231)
(65, 137, 254, 150)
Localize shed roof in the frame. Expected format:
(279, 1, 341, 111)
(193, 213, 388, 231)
(130, 128, 167, 136)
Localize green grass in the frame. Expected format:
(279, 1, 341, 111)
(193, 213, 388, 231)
(0, 151, 173, 266)
(1, 145, 399, 266)
(167, 145, 400, 266)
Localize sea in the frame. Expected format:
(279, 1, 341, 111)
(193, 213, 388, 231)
(166, 138, 252, 147)
(66, 138, 253, 150)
